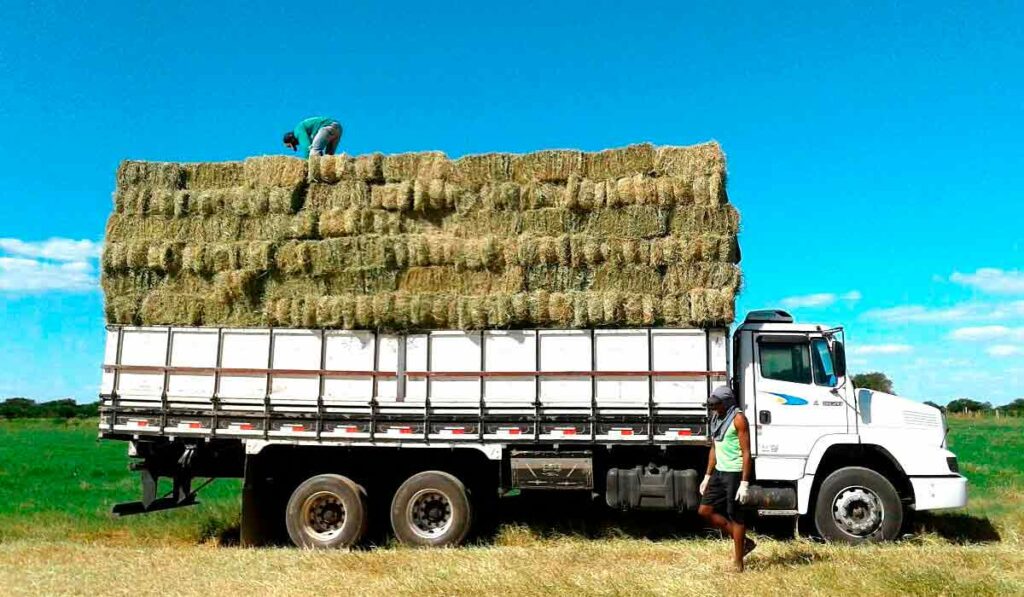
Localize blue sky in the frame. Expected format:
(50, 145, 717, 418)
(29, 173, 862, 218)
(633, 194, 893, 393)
(0, 1, 1021, 404)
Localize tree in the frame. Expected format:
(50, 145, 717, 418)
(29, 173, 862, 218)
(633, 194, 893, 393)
(945, 398, 993, 414)
(851, 372, 894, 394)
(996, 398, 1024, 415)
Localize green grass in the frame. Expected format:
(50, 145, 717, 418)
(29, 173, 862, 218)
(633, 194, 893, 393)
(0, 416, 1021, 595)
(0, 419, 239, 544)
(0, 416, 1020, 545)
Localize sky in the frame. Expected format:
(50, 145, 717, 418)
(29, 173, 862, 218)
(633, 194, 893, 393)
(0, 1, 1021, 405)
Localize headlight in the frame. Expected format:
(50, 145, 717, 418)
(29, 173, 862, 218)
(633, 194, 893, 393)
(946, 456, 959, 474)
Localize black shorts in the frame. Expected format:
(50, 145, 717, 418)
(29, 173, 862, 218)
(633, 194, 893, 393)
(700, 470, 746, 524)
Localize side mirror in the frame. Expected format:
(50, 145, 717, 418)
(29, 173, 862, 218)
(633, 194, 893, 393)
(833, 341, 847, 378)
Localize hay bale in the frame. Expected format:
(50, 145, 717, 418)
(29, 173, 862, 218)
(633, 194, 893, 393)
(382, 151, 451, 182)
(590, 266, 661, 294)
(413, 179, 456, 211)
(306, 181, 371, 211)
(654, 142, 725, 179)
(182, 162, 245, 189)
(452, 153, 511, 188)
(308, 153, 384, 183)
(526, 266, 591, 292)
(577, 206, 666, 239)
(310, 238, 362, 273)
(274, 241, 314, 274)
(318, 209, 403, 238)
(511, 150, 583, 183)
(688, 288, 735, 325)
(210, 270, 262, 305)
(116, 161, 183, 189)
(370, 182, 414, 211)
(668, 205, 740, 237)
(243, 156, 307, 188)
(139, 290, 205, 326)
(398, 267, 524, 294)
(443, 211, 520, 237)
(582, 143, 656, 179)
(520, 208, 576, 236)
(664, 263, 742, 294)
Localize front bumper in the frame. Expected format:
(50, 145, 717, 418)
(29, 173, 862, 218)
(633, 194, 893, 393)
(910, 475, 968, 511)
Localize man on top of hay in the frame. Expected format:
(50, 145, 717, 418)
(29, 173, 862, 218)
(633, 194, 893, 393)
(698, 385, 756, 572)
(283, 116, 343, 158)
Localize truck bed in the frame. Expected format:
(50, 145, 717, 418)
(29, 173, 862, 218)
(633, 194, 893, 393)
(99, 326, 727, 445)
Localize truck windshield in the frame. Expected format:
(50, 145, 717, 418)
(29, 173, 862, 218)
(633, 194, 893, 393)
(811, 338, 837, 387)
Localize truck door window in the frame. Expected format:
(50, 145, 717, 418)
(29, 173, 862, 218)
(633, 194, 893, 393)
(759, 342, 812, 384)
(811, 339, 837, 387)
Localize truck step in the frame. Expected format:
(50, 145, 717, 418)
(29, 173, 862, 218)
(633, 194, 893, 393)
(757, 509, 799, 517)
(112, 497, 198, 517)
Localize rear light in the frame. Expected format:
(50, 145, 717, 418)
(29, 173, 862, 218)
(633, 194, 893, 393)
(946, 456, 959, 474)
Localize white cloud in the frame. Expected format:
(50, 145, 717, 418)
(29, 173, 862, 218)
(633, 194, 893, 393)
(988, 345, 1023, 357)
(951, 268, 1024, 294)
(851, 344, 913, 355)
(949, 326, 1024, 341)
(863, 300, 1024, 323)
(0, 238, 100, 293)
(0, 238, 101, 262)
(780, 290, 861, 309)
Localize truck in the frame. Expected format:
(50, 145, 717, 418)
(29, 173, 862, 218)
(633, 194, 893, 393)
(98, 309, 967, 547)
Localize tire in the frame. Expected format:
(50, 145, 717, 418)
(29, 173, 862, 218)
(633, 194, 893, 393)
(390, 471, 472, 547)
(814, 466, 902, 543)
(285, 474, 368, 549)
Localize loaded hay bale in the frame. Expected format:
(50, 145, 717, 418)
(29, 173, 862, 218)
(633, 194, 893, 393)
(104, 141, 740, 330)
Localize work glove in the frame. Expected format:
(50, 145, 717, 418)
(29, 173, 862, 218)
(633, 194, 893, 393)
(700, 474, 711, 495)
(735, 481, 750, 505)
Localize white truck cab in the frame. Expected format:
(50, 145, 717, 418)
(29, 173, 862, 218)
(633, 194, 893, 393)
(735, 309, 967, 541)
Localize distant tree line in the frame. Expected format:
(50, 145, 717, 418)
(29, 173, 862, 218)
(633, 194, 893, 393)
(0, 398, 98, 419)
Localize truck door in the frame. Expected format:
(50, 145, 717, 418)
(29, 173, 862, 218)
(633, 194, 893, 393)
(752, 333, 848, 480)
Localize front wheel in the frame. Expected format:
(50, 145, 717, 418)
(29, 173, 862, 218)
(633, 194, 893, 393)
(390, 471, 472, 547)
(814, 466, 903, 543)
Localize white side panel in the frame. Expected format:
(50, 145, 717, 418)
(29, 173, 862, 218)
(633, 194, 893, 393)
(404, 334, 428, 402)
(539, 330, 591, 408)
(709, 329, 729, 396)
(167, 329, 218, 404)
(101, 329, 118, 394)
(652, 329, 708, 408)
(484, 331, 536, 407)
(218, 329, 270, 407)
(118, 328, 168, 403)
(431, 332, 482, 405)
(323, 331, 375, 403)
(270, 330, 320, 409)
(595, 329, 648, 407)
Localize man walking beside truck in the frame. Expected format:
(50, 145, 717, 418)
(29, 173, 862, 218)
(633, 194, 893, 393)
(698, 385, 755, 572)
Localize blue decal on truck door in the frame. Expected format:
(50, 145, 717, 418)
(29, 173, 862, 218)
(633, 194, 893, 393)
(767, 392, 808, 406)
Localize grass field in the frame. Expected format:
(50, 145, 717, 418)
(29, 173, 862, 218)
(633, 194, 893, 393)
(0, 417, 1021, 595)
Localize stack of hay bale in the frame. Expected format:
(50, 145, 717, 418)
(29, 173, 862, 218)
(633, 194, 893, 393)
(102, 142, 741, 330)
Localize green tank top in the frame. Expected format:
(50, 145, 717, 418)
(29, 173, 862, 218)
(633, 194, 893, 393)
(714, 420, 743, 472)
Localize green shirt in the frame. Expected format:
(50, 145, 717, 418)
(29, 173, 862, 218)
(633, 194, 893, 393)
(714, 418, 743, 472)
(293, 116, 336, 158)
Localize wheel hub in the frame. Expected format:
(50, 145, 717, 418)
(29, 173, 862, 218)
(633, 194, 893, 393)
(408, 489, 453, 539)
(302, 491, 347, 540)
(832, 486, 883, 537)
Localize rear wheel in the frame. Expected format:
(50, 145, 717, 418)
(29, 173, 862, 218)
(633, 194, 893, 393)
(390, 471, 472, 547)
(285, 474, 368, 548)
(814, 466, 902, 543)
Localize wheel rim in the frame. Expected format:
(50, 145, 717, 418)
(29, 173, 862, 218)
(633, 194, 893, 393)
(406, 488, 453, 539)
(831, 485, 884, 537)
(301, 490, 347, 541)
